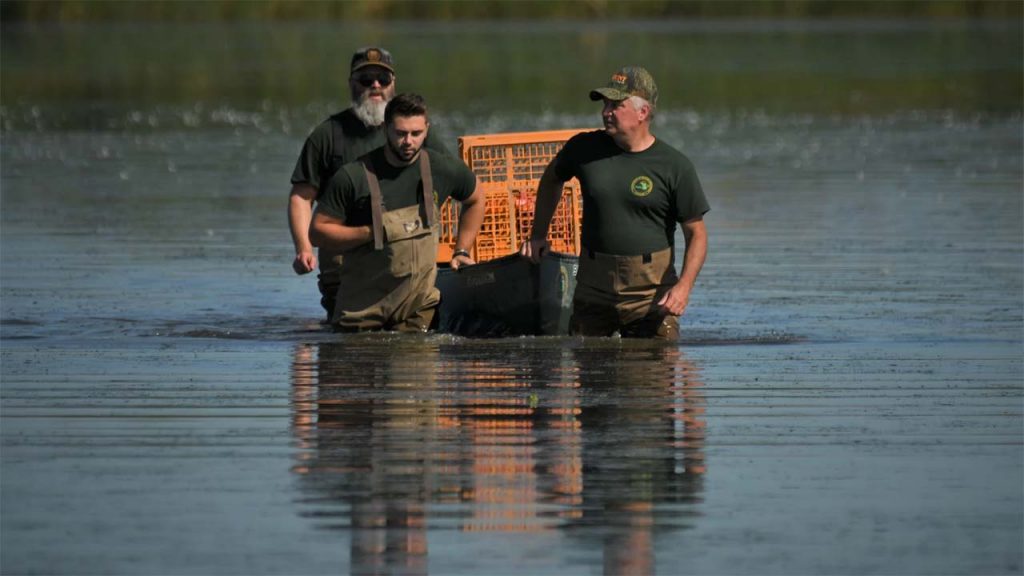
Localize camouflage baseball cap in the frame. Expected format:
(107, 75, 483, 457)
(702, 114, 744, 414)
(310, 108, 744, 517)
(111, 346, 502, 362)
(589, 66, 658, 106)
(351, 47, 394, 73)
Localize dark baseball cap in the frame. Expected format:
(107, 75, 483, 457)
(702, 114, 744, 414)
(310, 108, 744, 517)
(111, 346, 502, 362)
(350, 47, 394, 74)
(589, 66, 658, 106)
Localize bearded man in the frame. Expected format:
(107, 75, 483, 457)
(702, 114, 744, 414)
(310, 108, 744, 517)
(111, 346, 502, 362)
(287, 47, 450, 320)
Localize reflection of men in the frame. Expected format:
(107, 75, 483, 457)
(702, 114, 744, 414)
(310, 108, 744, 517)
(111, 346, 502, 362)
(287, 338, 706, 574)
(568, 343, 707, 575)
(289, 339, 439, 576)
(522, 66, 710, 339)
(288, 46, 450, 320)
(310, 93, 484, 332)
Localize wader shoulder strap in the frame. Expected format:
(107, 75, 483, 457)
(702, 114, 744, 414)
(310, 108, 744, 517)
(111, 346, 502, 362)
(419, 149, 435, 228)
(361, 157, 385, 251)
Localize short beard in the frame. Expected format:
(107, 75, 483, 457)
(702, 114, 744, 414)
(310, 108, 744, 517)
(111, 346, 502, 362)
(351, 97, 386, 127)
(387, 137, 419, 163)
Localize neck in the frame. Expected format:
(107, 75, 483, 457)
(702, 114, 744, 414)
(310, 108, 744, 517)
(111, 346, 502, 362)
(611, 126, 655, 153)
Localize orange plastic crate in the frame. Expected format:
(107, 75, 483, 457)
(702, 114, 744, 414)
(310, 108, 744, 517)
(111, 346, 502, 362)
(437, 129, 588, 263)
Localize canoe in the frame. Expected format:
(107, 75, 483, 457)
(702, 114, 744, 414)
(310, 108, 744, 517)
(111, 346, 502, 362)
(436, 252, 578, 337)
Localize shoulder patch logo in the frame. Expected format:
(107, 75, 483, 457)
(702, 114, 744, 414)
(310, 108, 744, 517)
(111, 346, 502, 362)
(630, 175, 654, 197)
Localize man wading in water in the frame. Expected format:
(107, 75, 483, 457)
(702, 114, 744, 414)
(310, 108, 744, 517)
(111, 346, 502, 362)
(288, 47, 451, 321)
(521, 66, 710, 339)
(310, 93, 484, 332)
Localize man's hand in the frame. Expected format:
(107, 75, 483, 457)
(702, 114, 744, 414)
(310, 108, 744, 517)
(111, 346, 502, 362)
(657, 283, 691, 317)
(519, 238, 550, 264)
(292, 250, 317, 275)
(450, 253, 476, 271)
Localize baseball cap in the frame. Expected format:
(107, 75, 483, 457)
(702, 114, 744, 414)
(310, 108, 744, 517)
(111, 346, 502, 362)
(350, 47, 394, 74)
(589, 66, 658, 106)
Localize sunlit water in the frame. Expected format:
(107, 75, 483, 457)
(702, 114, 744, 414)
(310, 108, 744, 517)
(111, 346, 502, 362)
(2, 19, 1022, 575)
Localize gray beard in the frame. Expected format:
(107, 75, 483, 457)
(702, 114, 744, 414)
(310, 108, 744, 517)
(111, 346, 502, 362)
(351, 98, 386, 127)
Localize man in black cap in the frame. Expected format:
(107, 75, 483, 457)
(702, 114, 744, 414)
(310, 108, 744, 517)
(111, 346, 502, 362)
(288, 47, 450, 321)
(521, 66, 710, 339)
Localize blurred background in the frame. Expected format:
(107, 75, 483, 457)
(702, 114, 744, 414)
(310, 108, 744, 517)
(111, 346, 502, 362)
(3, 0, 1021, 126)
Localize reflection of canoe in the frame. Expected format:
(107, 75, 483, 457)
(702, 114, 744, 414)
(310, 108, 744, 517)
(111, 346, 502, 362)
(436, 252, 578, 337)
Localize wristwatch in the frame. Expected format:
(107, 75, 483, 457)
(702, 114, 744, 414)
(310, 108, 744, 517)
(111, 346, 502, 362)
(452, 249, 471, 259)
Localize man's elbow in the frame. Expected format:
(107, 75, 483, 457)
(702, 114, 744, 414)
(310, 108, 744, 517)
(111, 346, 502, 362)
(462, 192, 484, 212)
(308, 221, 325, 247)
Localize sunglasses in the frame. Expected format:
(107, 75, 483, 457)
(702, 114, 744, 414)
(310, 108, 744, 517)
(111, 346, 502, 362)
(354, 72, 393, 88)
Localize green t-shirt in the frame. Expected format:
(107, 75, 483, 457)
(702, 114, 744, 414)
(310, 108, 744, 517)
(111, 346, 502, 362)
(317, 147, 476, 226)
(290, 108, 451, 196)
(553, 130, 709, 255)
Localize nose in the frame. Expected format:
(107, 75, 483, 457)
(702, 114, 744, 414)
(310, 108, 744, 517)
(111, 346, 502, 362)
(602, 100, 615, 117)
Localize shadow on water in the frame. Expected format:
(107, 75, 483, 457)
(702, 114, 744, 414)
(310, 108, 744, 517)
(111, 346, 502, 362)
(288, 336, 707, 574)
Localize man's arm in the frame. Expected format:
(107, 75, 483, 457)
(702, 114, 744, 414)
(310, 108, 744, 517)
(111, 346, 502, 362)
(519, 161, 568, 263)
(449, 187, 485, 270)
(288, 183, 319, 274)
(309, 209, 373, 253)
(657, 217, 707, 317)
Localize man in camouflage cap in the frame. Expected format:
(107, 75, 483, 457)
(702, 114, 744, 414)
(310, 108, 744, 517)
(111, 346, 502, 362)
(588, 65, 659, 105)
(287, 47, 450, 321)
(522, 65, 710, 339)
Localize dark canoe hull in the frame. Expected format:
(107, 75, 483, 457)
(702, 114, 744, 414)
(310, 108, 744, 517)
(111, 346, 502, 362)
(436, 252, 578, 337)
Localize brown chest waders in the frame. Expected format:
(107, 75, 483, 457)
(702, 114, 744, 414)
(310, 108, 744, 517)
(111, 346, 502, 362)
(333, 150, 440, 332)
(317, 247, 343, 321)
(571, 247, 680, 339)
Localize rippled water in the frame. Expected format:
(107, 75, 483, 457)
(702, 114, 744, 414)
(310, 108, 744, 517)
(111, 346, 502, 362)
(2, 19, 1022, 576)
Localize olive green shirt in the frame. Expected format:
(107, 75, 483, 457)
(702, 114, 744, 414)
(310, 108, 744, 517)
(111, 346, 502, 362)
(317, 147, 475, 227)
(553, 130, 709, 255)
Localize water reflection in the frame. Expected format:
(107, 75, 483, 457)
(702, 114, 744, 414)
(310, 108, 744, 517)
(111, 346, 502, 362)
(289, 337, 706, 574)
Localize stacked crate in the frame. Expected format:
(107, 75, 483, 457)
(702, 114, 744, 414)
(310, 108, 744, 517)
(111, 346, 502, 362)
(437, 129, 587, 263)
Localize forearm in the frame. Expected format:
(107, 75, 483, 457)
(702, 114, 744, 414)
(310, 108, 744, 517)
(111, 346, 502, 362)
(288, 184, 317, 253)
(658, 219, 708, 315)
(310, 214, 373, 252)
(676, 222, 708, 292)
(453, 193, 485, 252)
(529, 164, 566, 241)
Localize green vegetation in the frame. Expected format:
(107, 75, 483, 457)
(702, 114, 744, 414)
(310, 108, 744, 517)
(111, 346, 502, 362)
(2, 0, 1021, 22)
(2, 17, 1020, 117)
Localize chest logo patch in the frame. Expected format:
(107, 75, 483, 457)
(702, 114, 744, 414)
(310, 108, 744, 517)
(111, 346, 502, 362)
(630, 176, 654, 197)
